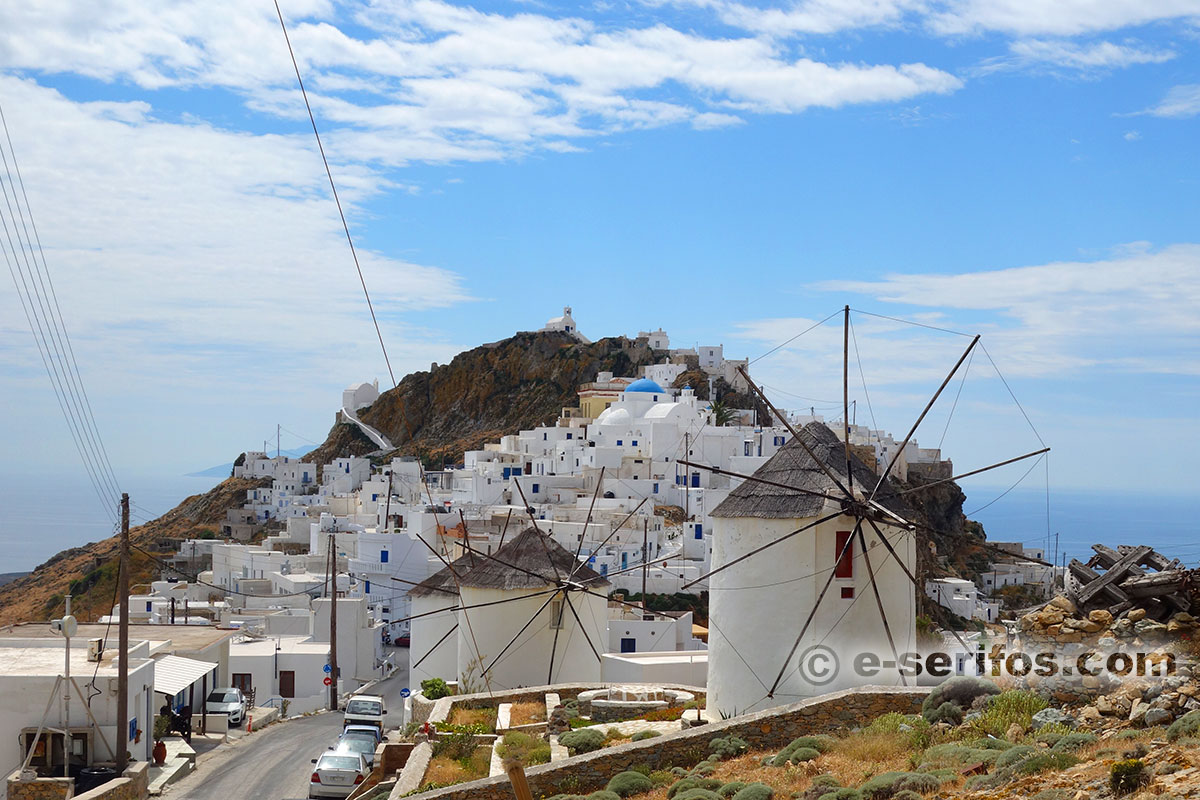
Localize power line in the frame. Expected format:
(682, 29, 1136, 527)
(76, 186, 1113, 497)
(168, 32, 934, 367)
(0, 99, 121, 520)
(271, 0, 397, 388)
(749, 308, 841, 366)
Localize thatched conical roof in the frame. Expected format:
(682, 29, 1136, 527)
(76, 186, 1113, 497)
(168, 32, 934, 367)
(456, 527, 609, 591)
(407, 552, 474, 598)
(711, 422, 908, 519)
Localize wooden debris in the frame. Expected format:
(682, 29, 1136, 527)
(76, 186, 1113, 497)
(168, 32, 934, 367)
(1067, 544, 1194, 621)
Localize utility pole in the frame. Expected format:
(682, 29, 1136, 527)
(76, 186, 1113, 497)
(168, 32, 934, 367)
(116, 493, 130, 772)
(277, 423, 281, 459)
(328, 534, 339, 711)
(684, 433, 690, 521)
(63, 594, 71, 778)
(641, 520, 649, 617)
(383, 471, 393, 533)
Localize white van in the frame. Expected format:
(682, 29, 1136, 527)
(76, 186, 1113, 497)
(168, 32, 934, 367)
(342, 695, 386, 732)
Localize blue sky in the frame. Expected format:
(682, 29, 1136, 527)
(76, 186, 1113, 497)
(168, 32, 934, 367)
(1, 0, 1198, 533)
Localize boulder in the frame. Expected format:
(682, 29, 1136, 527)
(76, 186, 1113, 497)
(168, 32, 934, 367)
(1168, 613, 1198, 634)
(1129, 701, 1150, 724)
(1032, 708, 1078, 730)
(1048, 595, 1077, 614)
(1005, 722, 1025, 742)
(1135, 620, 1170, 639)
(1088, 609, 1114, 626)
(1145, 708, 1174, 727)
(1112, 618, 1135, 638)
(1078, 706, 1102, 725)
(1127, 608, 1147, 622)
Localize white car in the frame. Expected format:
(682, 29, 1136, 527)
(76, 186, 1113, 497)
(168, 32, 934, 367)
(309, 752, 368, 798)
(342, 695, 386, 733)
(206, 688, 247, 726)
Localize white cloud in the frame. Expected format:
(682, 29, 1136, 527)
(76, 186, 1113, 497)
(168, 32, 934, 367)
(978, 38, 1176, 74)
(927, 0, 1200, 36)
(1139, 84, 1200, 117)
(678, 0, 924, 36)
(1124, 129, 1141, 140)
(811, 243, 1200, 377)
(0, 76, 470, 397)
(0, 0, 962, 167)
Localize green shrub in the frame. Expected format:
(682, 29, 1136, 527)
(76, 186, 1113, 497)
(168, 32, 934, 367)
(964, 770, 1012, 791)
(920, 676, 1000, 722)
(918, 743, 999, 769)
(650, 771, 676, 788)
(668, 778, 723, 799)
(731, 784, 773, 800)
(865, 714, 932, 748)
(810, 776, 840, 789)
(709, 735, 750, 760)
(1034, 722, 1073, 745)
(890, 792, 923, 800)
(671, 767, 690, 777)
(633, 730, 662, 742)
(431, 730, 477, 761)
(607, 771, 654, 798)
(995, 745, 1037, 769)
(421, 677, 451, 700)
(561, 728, 607, 755)
(915, 769, 957, 785)
(675, 791, 722, 800)
(1167, 710, 1200, 741)
(1016, 752, 1078, 774)
(1032, 791, 1071, 800)
(1052, 732, 1097, 752)
(924, 701, 963, 726)
(816, 790, 862, 800)
(768, 735, 832, 766)
(966, 690, 1049, 738)
(691, 762, 717, 776)
(858, 771, 939, 799)
(630, 764, 652, 776)
(971, 737, 1015, 751)
(497, 731, 551, 766)
(591, 793, 622, 800)
(1111, 759, 1148, 794)
(719, 782, 748, 797)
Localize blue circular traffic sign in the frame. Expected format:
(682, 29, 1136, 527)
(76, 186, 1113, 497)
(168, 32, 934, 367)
(400, 688, 411, 698)
(323, 664, 332, 673)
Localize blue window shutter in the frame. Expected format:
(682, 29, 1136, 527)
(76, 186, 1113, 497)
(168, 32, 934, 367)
(380, 550, 389, 563)
(653, 483, 659, 493)
(532, 484, 539, 493)
(365, 580, 371, 593)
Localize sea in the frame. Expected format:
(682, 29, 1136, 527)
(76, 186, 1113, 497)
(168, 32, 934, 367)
(0, 473, 1195, 574)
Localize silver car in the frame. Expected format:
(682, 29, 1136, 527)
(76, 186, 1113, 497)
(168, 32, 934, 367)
(309, 752, 368, 798)
(205, 688, 247, 726)
(333, 734, 378, 768)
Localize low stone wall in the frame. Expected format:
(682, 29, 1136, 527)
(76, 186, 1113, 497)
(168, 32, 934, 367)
(5, 773, 73, 800)
(74, 763, 149, 800)
(391, 686, 927, 800)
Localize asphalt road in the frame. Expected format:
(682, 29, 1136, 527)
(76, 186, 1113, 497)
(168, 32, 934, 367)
(170, 650, 410, 800)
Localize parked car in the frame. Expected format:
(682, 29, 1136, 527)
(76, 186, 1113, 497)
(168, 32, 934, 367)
(396, 633, 410, 647)
(342, 724, 383, 743)
(333, 733, 377, 768)
(309, 752, 368, 798)
(206, 688, 247, 726)
(342, 695, 386, 732)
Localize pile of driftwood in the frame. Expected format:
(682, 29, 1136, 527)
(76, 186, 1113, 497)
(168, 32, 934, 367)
(1067, 544, 1194, 622)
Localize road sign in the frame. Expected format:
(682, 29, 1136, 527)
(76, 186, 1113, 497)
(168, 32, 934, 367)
(400, 688, 411, 698)
(323, 676, 333, 686)
(323, 664, 332, 673)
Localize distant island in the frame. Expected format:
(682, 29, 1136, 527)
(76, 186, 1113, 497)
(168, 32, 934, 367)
(0, 572, 30, 588)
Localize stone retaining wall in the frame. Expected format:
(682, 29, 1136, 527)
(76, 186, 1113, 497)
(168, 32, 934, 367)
(389, 686, 927, 800)
(74, 763, 149, 800)
(5, 774, 73, 800)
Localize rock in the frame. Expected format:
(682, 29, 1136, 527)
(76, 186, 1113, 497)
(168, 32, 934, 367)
(1112, 618, 1135, 638)
(1130, 701, 1150, 724)
(1179, 683, 1197, 697)
(1048, 595, 1077, 614)
(1006, 722, 1025, 742)
(1089, 609, 1114, 626)
(1078, 706, 1102, 725)
(1082, 675, 1102, 690)
(1127, 608, 1147, 622)
(1145, 708, 1174, 727)
(1168, 614, 1198, 634)
(1135, 620, 1169, 639)
(1096, 695, 1116, 715)
(1032, 708, 1078, 730)
(1047, 624, 1063, 636)
(1098, 634, 1118, 647)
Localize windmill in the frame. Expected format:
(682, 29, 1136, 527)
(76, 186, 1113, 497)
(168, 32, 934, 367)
(392, 306, 1049, 707)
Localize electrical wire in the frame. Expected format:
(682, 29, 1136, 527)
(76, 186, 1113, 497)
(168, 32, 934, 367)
(848, 308, 973, 338)
(131, 543, 335, 598)
(962, 453, 1047, 517)
(748, 308, 841, 366)
(271, 0, 396, 388)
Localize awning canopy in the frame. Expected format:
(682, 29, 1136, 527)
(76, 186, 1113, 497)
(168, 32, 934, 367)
(153, 654, 218, 697)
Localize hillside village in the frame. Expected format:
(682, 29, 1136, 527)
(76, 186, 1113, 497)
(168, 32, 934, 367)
(3, 310, 1147, 800)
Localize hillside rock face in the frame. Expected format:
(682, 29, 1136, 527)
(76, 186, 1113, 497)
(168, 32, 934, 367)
(0, 477, 269, 625)
(307, 331, 667, 467)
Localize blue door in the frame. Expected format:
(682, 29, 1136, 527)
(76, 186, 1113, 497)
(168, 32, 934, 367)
(620, 638, 637, 653)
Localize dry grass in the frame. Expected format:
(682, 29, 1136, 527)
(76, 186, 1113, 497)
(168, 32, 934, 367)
(448, 706, 497, 729)
(423, 749, 491, 786)
(509, 701, 545, 726)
